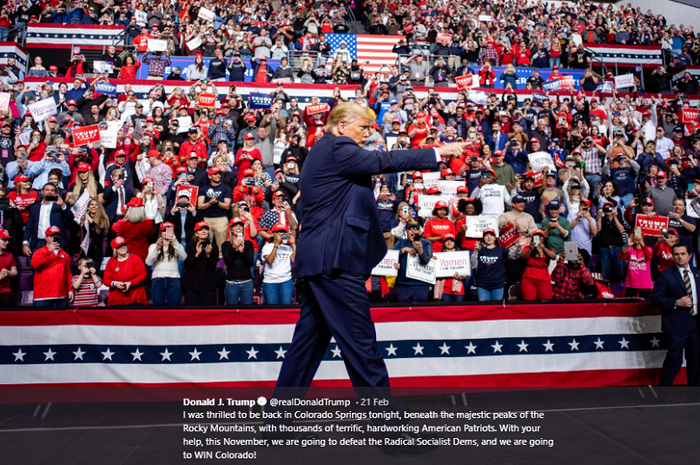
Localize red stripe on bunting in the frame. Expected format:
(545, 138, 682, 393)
(0, 302, 660, 327)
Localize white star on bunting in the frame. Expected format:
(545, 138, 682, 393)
(517, 340, 529, 352)
(43, 348, 56, 361)
(594, 338, 605, 350)
(274, 347, 287, 359)
(101, 348, 114, 361)
(189, 348, 202, 361)
(568, 339, 580, 351)
(160, 349, 173, 361)
(465, 342, 477, 354)
(12, 349, 26, 362)
(246, 346, 259, 360)
(618, 338, 630, 349)
(491, 341, 503, 353)
(73, 347, 86, 360)
(331, 346, 342, 358)
(650, 337, 660, 348)
(385, 344, 398, 356)
(131, 348, 144, 361)
(218, 347, 230, 360)
(412, 343, 424, 355)
(439, 343, 451, 355)
(543, 340, 554, 352)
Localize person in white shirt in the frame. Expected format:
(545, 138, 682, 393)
(145, 222, 187, 306)
(260, 223, 296, 305)
(472, 169, 512, 215)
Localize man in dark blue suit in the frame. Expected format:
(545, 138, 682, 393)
(22, 183, 74, 255)
(651, 243, 700, 387)
(270, 102, 465, 450)
(487, 120, 509, 152)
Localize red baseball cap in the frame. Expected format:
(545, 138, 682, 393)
(115, 149, 127, 158)
(245, 114, 256, 122)
(126, 197, 144, 208)
(148, 149, 161, 158)
(494, 150, 504, 156)
(48, 116, 58, 122)
(242, 169, 255, 177)
(581, 198, 592, 207)
(456, 186, 469, 194)
(159, 221, 175, 231)
(67, 99, 77, 106)
(176, 166, 187, 174)
(194, 221, 210, 232)
(656, 171, 667, 178)
(208, 167, 221, 176)
(416, 112, 425, 118)
(229, 217, 245, 228)
(146, 116, 155, 122)
(0, 230, 12, 240)
(142, 177, 154, 184)
(482, 228, 497, 237)
(77, 163, 91, 172)
(244, 132, 255, 140)
(111, 236, 128, 249)
(434, 200, 449, 209)
(412, 171, 423, 179)
(426, 186, 441, 194)
(443, 233, 456, 241)
(14, 174, 30, 184)
(45, 226, 62, 236)
(441, 168, 454, 178)
(272, 191, 286, 199)
(271, 223, 289, 233)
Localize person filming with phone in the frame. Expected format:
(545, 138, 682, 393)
(146, 222, 187, 306)
(261, 223, 296, 305)
(71, 256, 102, 307)
(393, 221, 433, 303)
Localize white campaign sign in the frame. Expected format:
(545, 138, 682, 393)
(405, 254, 437, 284)
(71, 190, 92, 223)
(614, 73, 635, 89)
(93, 61, 113, 73)
(478, 15, 493, 22)
(437, 180, 464, 197)
(99, 121, 119, 149)
(186, 36, 202, 51)
(177, 116, 193, 134)
(18, 131, 30, 146)
(147, 39, 168, 52)
(465, 216, 499, 238)
(433, 251, 471, 278)
(417, 195, 452, 218)
(198, 7, 216, 22)
(27, 97, 57, 121)
(421, 171, 441, 189)
(371, 250, 399, 277)
(528, 151, 556, 171)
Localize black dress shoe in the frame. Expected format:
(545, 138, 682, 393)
(381, 432, 444, 456)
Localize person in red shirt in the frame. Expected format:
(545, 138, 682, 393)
(132, 30, 154, 53)
(653, 228, 678, 274)
(111, 197, 155, 261)
(0, 229, 18, 307)
(233, 169, 265, 206)
(236, 133, 262, 173)
(104, 236, 148, 306)
(520, 229, 556, 300)
(7, 175, 38, 224)
(178, 127, 208, 165)
(423, 200, 456, 253)
(408, 111, 429, 148)
(31, 226, 72, 308)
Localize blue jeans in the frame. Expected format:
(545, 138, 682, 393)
(585, 174, 602, 201)
(441, 293, 465, 302)
(263, 279, 294, 304)
(225, 280, 254, 305)
(251, 252, 260, 281)
(477, 287, 504, 302)
(34, 298, 67, 308)
(549, 57, 561, 68)
(619, 193, 634, 208)
(600, 246, 625, 283)
(0, 27, 8, 42)
(397, 285, 430, 303)
(151, 277, 181, 306)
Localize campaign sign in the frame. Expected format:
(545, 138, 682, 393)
(196, 93, 217, 108)
(437, 180, 465, 196)
(176, 185, 199, 206)
(595, 81, 613, 93)
(532, 92, 546, 102)
(99, 121, 119, 149)
(635, 214, 669, 237)
(524, 170, 543, 187)
(73, 124, 101, 146)
(417, 195, 452, 218)
(478, 15, 492, 22)
(467, 90, 489, 105)
(71, 190, 92, 223)
(682, 108, 699, 123)
(498, 223, 521, 248)
(455, 74, 473, 90)
(687, 199, 700, 219)
(249, 92, 273, 109)
(465, 216, 499, 238)
(614, 73, 635, 89)
(27, 97, 57, 120)
(542, 79, 561, 93)
(177, 116, 193, 134)
(93, 61, 113, 74)
(433, 251, 471, 278)
(559, 75, 575, 89)
(528, 152, 556, 171)
(198, 7, 216, 22)
(421, 171, 441, 190)
(0, 92, 10, 112)
(147, 39, 168, 53)
(406, 255, 437, 284)
(370, 250, 399, 277)
(95, 81, 117, 97)
(186, 36, 202, 51)
(306, 103, 330, 115)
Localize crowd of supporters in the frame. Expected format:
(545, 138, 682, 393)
(1, 0, 700, 307)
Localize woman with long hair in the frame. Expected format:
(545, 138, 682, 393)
(7, 174, 38, 224)
(185, 54, 208, 81)
(222, 217, 256, 305)
(620, 230, 653, 298)
(140, 177, 165, 225)
(435, 234, 469, 302)
(68, 164, 103, 204)
(183, 221, 220, 305)
(519, 230, 556, 300)
(79, 199, 110, 267)
(145, 222, 187, 306)
(104, 236, 148, 306)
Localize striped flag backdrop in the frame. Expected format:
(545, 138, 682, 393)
(25, 24, 125, 49)
(0, 42, 28, 68)
(583, 43, 663, 67)
(0, 302, 678, 395)
(324, 34, 402, 74)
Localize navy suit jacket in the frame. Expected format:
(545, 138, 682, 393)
(488, 132, 508, 152)
(102, 183, 135, 223)
(651, 266, 700, 336)
(23, 202, 74, 249)
(295, 133, 438, 278)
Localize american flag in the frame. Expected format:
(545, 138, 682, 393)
(583, 43, 663, 67)
(0, 42, 28, 68)
(25, 24, 125, 49)
(0, 301, 680, 394)
(324, 34, 402, 74)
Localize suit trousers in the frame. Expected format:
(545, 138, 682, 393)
(272, 272, 406, 426)
(660, 316, 700, 387)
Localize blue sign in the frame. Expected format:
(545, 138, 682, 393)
(532, 92, 546, 102)
(542, 79, 562, 93)
(95, 81, 117, 96)
(467, 66, 585, 90)
(136, 55, 280, 82)
(249, 92, 273, 109)
(595, 81, 613, 93)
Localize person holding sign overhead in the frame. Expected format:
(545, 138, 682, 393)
(619, 228, 654, 298)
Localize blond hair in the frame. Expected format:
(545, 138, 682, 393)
(324, 102, 375, 133)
